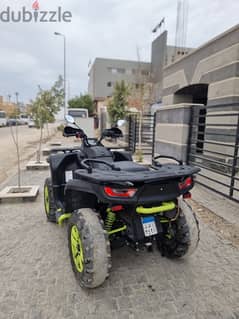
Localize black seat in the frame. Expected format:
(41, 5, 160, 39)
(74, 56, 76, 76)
(82, 145, 149, 172)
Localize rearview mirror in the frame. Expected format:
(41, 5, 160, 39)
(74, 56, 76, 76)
(65, 115, 75, 124)
(103, 127, 123, 139)
(63, 125, 85, 137)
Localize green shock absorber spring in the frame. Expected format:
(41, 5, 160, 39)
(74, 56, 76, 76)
(105, 208, 116, 232)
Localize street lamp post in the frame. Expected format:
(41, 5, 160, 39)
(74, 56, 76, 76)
(15, 92, 19, 107)
(54, 32, 67, 118)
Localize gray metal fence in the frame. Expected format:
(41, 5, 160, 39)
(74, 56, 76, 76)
(187, 104, 239, 202)
(127, 114, 137, 153)
(127, 113, 156, 156)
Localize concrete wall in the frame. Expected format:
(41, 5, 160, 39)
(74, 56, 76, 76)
(151, 32, 193, 102)
(154, 104, 201, 162)
(151, 31, 167, 101)
(162, 24, 239, 107)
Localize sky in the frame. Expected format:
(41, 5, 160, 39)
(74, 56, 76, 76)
(0, 0, 238, 104)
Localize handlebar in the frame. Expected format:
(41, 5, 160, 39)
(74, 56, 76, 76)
(64, 124, 123, 148)
(81, 159, 121, 174)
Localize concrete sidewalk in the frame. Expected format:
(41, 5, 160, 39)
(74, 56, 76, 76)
(0, 123, 59, 184)
(192, 184, 239, 225)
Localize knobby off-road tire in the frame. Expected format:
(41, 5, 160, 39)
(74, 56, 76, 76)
(44, 178, 56, 223)
(159, 198, 200, 259)
(68, 208, 111, 288)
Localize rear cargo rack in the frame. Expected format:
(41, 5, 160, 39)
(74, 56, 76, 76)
(81, 159, 121, 174)
(74, 164, 200, 184)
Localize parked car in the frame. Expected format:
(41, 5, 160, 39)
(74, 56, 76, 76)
(28, 119, 36, 128)
(0, 111, 7, 127)
(7, 118, 18, 126)
(18, 114, 30, 125)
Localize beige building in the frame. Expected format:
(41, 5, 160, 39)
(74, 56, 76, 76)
(154, 24, 239, 201)
(0, 96, 18, 116)
(155, 23, 239, 158)
(161, 24, 239, 107)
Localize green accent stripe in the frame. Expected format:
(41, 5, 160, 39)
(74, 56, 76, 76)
(136, 202, 176, 214)
(108, 225, 127, 235)
(44, 185, 50, 215)
(71, 225, 84, 273)
(58, 213, 72, 226)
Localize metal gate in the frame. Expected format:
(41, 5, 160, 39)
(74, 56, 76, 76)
(127, 114, 137, 153)
(187, 104, 239, 202)
(127, 113, 156, 157)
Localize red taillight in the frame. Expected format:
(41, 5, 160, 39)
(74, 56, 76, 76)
(183, 192, 192, 199)
(179, 177, 193, 190)
(104, 187, 137, 198)
(111, 205, 123, 212)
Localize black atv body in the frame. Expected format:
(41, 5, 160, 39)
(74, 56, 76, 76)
(44, 121, 200, 288)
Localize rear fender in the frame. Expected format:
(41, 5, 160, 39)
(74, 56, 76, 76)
(64, 180, 97, 211)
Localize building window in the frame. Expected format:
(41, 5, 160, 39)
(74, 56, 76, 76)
(117, 68, 125, 74)
(107, 82, 112, 87)
(108, 67, 117, 74)
(108, 67, 126, 74)
(141, 70, 149, 76)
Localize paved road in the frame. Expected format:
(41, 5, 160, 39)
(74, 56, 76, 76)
(0, 124, 57, 183)
(0, 169, 239, 319)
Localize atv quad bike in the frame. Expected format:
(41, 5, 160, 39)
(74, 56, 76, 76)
(44, 116, 200, 288)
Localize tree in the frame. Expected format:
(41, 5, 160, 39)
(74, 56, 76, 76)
(31, 76, 64, 128)
(51, 75, 65, 111)
(30, 76, 64, 162)
(68, 94, 94, 116)
(108, 81, 129, 125)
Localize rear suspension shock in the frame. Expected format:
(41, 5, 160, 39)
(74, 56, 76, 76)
(105, 209, 116, 232)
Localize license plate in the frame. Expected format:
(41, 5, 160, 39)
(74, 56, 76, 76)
(142, 217, 158, 237)
(65, 170, 73, 182)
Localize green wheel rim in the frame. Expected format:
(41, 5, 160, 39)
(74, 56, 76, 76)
(44, 185, 50, 215)
(71, 225, 84, 273)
